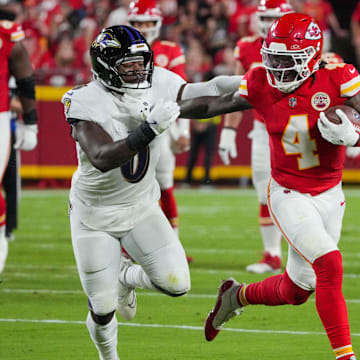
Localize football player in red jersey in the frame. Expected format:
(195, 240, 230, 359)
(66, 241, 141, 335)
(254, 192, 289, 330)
(180, 13, 359, 360)
(127, 0, 192, 261)
(219, 0, 293, 274)
(0, 0, 38, 273)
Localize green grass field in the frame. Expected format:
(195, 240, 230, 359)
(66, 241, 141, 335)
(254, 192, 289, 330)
(1, 187, 360, 360)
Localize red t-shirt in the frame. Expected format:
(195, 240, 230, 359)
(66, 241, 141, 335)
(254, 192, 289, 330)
(0, 20, 24, 112)
(238, 63, 360, 194)
(152, 40, 186, 80)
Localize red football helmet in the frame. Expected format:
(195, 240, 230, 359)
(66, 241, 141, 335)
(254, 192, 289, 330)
(321, 52, 344, 65)
(261, 13, 323, 93)
(256, 0, 293, 38)
(128, 0, 162, 44)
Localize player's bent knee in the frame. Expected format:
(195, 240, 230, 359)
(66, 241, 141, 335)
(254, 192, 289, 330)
(87, 290, 117, 316)
(313, 250, 343, 283)
(280, 271, 313, 305)
(151, 270, 191, 297)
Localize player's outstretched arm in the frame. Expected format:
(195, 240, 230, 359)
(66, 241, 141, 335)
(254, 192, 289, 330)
(179, 91, 252, 119)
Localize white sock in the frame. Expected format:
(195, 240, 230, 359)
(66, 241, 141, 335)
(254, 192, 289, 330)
(260, 225, 282, 257)
(121, 263, 154, 290)
(0, 225, 8, 273)
(86, 312, 119, 360)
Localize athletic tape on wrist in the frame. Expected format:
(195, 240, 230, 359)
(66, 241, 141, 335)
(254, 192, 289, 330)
(23, 109, 38, 125)
(126, 122, 156, 152)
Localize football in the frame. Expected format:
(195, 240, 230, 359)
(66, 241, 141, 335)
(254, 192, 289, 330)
(324, 105, 360, 131)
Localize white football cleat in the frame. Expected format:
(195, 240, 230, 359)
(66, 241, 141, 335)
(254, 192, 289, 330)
(0, 229, 8, 273)
(246, 252, 281, 274)
(205, 277, 244, 341)
(117, 258, 137, 321)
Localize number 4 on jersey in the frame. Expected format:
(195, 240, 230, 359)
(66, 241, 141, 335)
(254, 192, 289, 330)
(282, 115, 320, 170)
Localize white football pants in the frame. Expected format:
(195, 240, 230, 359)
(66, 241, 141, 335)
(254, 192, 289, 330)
(268, 178, 344, 291)
(69, 197, 190, 315)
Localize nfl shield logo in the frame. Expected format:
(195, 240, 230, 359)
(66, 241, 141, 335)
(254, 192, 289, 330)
(289, 97, 297, 108)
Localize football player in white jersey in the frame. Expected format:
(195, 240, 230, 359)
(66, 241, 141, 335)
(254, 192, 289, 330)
(62, 25, 242, 360)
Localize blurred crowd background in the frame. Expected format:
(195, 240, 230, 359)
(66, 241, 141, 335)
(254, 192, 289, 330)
(7, 0, 360, 87)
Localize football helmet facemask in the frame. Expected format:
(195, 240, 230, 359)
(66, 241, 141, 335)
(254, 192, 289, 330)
(90, 25, 154, 93)
(128, 0, 162, 44)
(256, 0, 293, 39)
(261, 13, 323, 93)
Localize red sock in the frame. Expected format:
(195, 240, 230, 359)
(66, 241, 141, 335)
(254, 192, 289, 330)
(313, 251, 354, 359)
(243, 271, 311, 306)
(160, 187, 178, 229)
(259, 203, 273, 226)
(0, 189, 6, 227)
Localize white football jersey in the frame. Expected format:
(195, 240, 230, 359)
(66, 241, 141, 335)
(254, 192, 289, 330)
(62, 66, 185, 210)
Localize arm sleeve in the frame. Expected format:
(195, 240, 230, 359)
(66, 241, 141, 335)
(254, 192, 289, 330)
(181, 75, 243, 100)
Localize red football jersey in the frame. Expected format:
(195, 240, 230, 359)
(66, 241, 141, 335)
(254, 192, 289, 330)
(152, 39, 186, 80)
(234, 35, 263, 122)
(234, 35, 262, 71)
(238, 63, 360, 195)
(0, 20, 24, 112)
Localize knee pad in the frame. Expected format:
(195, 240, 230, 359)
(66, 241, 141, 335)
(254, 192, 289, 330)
(87, 289, 117, 316)
(313, 250, 343, 287)
(152, 270, 191, 297)
(279, 271, 313, 305)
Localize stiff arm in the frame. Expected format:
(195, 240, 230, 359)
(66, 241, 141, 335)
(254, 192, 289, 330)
(179, 90, 253, 119)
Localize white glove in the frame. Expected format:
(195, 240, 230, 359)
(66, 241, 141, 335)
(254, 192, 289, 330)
(346, 146, 360, 158)
(14, 122, 38, 151)
(218, 127, 238, 165)
(121, 93, 150, 122)
(318, 110, 360, 146)
(146, 99, 180, 135)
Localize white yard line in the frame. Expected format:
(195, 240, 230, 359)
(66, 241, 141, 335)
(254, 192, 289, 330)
(2, 288, 360, 304)
(0, 317, 359, 337)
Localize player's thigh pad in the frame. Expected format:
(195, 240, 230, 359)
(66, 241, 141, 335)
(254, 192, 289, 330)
(69, 197, 121, 315)
(155, 132, 175, 190)
(249, 120, 271, 204)
(122, 205, 190, 295)
(0, 112, 11, 180)
(268, 179, 342, 263)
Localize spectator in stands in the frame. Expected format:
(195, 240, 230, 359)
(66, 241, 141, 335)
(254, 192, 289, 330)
(185, 38, 212, 82)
